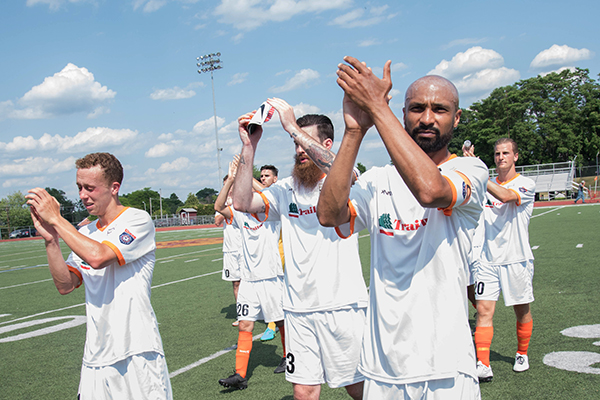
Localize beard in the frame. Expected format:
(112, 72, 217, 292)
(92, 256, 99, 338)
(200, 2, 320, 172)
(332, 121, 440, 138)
(409, 126, 453, 154)
(292, 154, 323, 191)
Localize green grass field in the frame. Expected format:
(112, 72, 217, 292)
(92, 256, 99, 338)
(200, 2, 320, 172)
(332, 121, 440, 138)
(1, 204, 599, 399)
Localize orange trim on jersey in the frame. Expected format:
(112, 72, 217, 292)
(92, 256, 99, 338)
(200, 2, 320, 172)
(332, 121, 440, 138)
(103, 240, 126, 266)
(251, 191, 270, 223)
(67, 265, 83, 288)
(439, 175, 456, 216)
(96, 207, 130, 231)
(224, 206, 235, 225)
(455, 170, 473, 207)
(438, 154, 458, 166)
(335, 200, 356, 239)
(495, 173, 520, 186)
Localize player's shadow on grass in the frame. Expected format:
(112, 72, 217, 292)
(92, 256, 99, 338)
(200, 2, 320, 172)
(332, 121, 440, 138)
(220, 304, 237, 323)
(490, 350, 515, 365)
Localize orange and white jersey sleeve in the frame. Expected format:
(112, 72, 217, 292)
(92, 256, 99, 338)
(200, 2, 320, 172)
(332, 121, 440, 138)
(345, 158, 488, 385)
(481, 174, 536, 264)
(222, 206, 242, 253)
(65, 207, 164, 367)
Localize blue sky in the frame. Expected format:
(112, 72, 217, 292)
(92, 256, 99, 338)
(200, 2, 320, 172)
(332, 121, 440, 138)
(0, 0, 598, 203)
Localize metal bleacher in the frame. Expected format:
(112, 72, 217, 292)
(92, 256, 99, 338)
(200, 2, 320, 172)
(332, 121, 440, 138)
(489, 160, 575, 200)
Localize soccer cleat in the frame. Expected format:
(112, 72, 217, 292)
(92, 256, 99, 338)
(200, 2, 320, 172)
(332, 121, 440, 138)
(476, 361, 493, 382)
(218, 372, 248, 390)
(513, 353, 529, 372)
(274, 357, 286, 374)
(232, 320, 239, 327)
(260, 327, 276, 341)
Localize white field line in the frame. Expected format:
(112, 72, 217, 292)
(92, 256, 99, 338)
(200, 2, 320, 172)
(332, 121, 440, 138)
(169, 333, 263, 378)
(531, 206, 566, 219)
(0, 278, 53, 290)
(0, 257, 223, 326)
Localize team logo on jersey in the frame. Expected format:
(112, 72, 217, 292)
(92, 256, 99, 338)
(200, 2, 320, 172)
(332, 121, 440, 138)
(80, 260, 91, 270)
(243, 221, 263, 231)
(519, 186, 528, 193)
(288, 202, 316, 218)
(462, 181, 471, 200)
(119, 229, 136, 245)
(378, 213, 428, 236)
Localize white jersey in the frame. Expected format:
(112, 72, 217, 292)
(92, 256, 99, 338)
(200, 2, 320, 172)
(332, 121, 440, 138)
(344, 157, 488, 385)
(481, 174, 535, 265)
(230, 207, 283, 282)
(222, 207, 242, 253)
(66, 207, 165, 367)
(258, 176, 368, 313)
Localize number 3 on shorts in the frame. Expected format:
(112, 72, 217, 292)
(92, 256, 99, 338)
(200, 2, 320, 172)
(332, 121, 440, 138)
(286, 352, 295, 374)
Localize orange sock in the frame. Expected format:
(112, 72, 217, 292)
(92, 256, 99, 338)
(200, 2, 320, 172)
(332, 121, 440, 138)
(235, 331, 253, 378)
(517, 320, 533, 355)
(278, 325, 286, 357)
(474, 326, 494, 366)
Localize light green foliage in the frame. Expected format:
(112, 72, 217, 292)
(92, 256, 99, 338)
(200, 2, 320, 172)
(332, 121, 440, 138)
(0, 191, 33, 230)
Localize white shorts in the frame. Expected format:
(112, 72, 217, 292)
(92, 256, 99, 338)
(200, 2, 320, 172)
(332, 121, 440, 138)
(363, 373, 480, 400)
(78, 352, 172, 400)
(474, 260, 534, 306)
(236, 276, 284, 323)
(284, 307, 366, 388)
(222, 251, 242, 281)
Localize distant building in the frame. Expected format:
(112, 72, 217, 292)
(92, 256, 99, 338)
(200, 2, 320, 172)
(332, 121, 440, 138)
(180, 208, 197, 225)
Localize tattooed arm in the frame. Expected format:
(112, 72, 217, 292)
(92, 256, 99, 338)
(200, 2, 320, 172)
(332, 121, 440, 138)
(267, 97, 337, 175)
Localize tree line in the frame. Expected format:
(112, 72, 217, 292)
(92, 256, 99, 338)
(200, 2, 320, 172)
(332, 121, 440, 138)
(450, 68, 600, 170)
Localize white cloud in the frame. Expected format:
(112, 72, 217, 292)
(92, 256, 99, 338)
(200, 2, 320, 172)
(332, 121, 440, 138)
(358, 39, 381, 47)
(192, 116, 226, 135)
(0, 127, 138, 154)
(530, 44, 592, 69)
(26, 0, 87, 11)
(0, 156, 77, 177)
(133, 0, 167, 12)
(146, 157, 192, 175)
(214, 0, 352, 31)
(228, 72, 249, 86)
(428, 47, 504, 80)
(9, 63, 116, 119)
(454, 67, 520, 95)
(330, 5, 394, 28)
(539, 66, 578, 77)
(269, 69, 320, 93)
(146, 143, 176, 158)
(427, 47, 520, 100)
(150, 86, 196, 100)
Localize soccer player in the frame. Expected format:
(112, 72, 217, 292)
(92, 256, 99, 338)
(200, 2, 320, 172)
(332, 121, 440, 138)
(318, 57, 488, 399)
(233, 98, 368, 400)
(468, 138, 536, 381)
(216, 156, 287, 390)
(258, 164, 281, 341)
(26, 152, 172, 400)
(216, 174, 243, 327)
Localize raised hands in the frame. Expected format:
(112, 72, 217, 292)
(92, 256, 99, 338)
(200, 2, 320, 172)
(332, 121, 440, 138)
(266, 97, 299, 136)
(238, 111, 262, 149)
(337, 57, 392, 114)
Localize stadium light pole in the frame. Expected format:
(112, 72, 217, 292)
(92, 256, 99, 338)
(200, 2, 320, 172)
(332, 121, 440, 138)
(197, 52, 223, 187)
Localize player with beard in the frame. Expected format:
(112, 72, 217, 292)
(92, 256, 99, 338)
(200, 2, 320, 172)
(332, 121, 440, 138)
(318, 58, 488, 399)
(233, 98, 368, 400)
